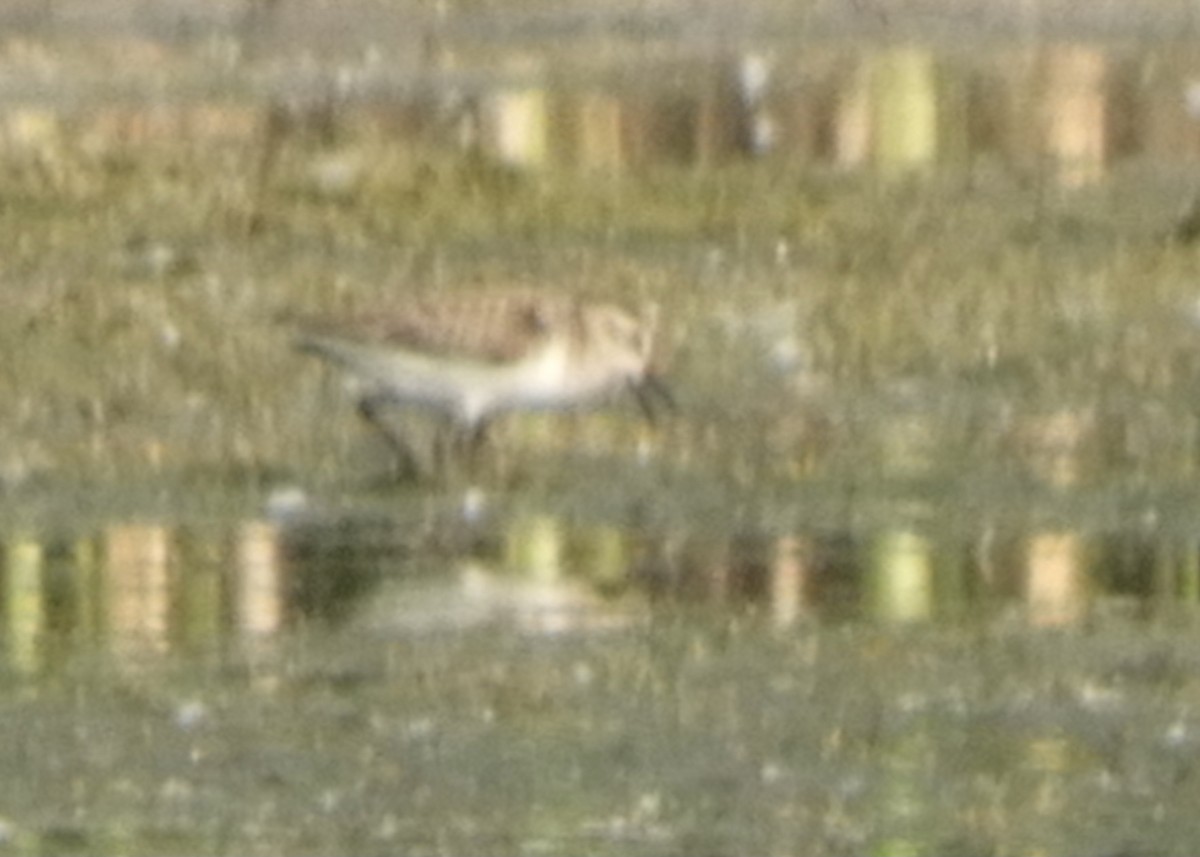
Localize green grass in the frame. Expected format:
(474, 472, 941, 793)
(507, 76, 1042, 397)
(3, 127, 1200, 505)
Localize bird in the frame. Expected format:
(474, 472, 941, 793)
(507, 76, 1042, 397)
(294, 290, 673, 479)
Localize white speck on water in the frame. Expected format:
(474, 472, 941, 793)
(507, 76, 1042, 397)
(266, 486, 309, 521)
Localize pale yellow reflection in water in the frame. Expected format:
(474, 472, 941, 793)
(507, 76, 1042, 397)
(0, 507, 1192, 673)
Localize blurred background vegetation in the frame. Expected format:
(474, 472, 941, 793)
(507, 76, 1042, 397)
(3, 0, 1200, 509)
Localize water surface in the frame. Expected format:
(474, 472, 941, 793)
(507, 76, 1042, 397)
(3, 4, 1200, 854)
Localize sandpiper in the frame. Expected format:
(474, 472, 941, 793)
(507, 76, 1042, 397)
(295, 290, 673, 477)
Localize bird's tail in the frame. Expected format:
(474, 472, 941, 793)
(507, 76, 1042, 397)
(294, 334, 367, 371)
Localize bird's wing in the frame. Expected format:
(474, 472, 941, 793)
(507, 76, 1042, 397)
(304, 292, 576, 364)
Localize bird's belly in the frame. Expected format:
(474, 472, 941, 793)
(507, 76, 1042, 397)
(366, 345, 614, 421)
(368, 352, 494, 410)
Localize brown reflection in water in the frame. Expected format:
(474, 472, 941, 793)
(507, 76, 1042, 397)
(637, 529, 830, 621)
(0, 24, 1188, 197)
(1039, 45, 1109, 187)
(643, 524, 1093, 626)
(769, 535, 811, 628)
(831, 59, 871, 170)
(445, 43, 1163, 181)
(83, 103, 261, 150)
(0, 519, 298, 672)
(0, 502, 1195, 675)
(621, 88, 701, 166)
(103, 522, 172, 662)
(1024, 531, 1087, 627)
(556, 90, 624, 173)
(234, 521, 285, 640)
(21, 40, 1193, 187)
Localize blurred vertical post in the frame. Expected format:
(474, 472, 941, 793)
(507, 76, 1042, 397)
(871, 47, 939, 176)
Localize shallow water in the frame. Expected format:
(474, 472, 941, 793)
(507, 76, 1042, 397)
(6, 3, 1200, 853)
(3, 471, 1200, 854)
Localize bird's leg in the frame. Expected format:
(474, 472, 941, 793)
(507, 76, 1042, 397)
(431, 421, 454, 478)
(434, 418, 493, 481)
(630, 373, 675, 424)
(357, 394, 422, 481)
(463, 419, 493, 473)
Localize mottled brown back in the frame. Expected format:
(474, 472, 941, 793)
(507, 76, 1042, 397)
(298, 291, 586, 364)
